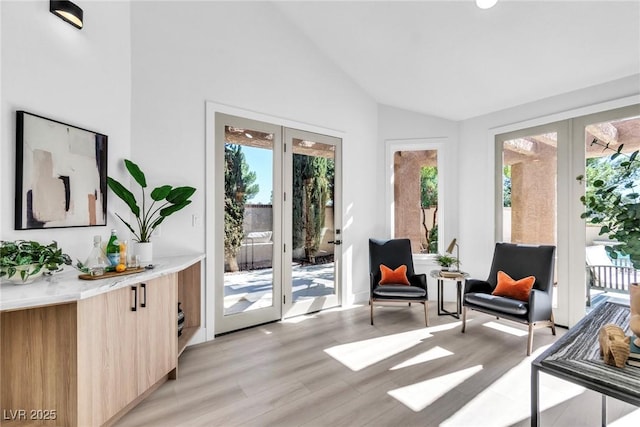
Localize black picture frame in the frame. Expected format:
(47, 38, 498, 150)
(15, 111, 108, 229)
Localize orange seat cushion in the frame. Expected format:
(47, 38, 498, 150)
(379, 264, 410, 286)
(492, 271, 535, 302)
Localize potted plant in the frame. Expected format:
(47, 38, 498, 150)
(0, 240, 72, 284)
(107, 159, 196, 262)
(436, 253, 459, 270)
(579, 142, 640, 270)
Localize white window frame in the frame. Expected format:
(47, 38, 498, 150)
(385, 138, 449, 259)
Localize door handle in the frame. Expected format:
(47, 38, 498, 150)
(328, 240, 342, 245)
(140, 283, 147, 308)
(131, 286, 137, 311)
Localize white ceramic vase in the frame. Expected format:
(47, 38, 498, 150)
(133, 242, 153, 265)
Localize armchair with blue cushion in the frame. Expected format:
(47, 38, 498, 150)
(461, 242, 556, 355)
(369, 238, 429, 326)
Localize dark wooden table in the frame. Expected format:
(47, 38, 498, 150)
(531, 301, 640, 426)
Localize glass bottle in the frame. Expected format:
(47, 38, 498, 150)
(105, 229, 120, 271)
(85, 235, 110, 276)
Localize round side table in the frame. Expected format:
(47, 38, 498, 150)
(430, 270, 469, 319)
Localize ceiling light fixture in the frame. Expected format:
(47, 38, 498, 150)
(50, 0, 83, 29)
(476, 0, 498, 9)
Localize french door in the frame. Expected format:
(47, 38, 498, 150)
(495, 121, 570, 326)
(214, 113, 342, 334)
(496, 104, 640, 327)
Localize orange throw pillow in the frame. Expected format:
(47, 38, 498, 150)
(492, 271, 535, 302)
(379, 264, 410, 286)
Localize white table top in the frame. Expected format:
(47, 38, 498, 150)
(0, 253, 204, 312)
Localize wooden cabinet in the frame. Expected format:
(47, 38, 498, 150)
(0, 258, 200, 427)
(77, 286, 139, 426)
(135, 275, 178, 394)
(76, 275, 177, 425)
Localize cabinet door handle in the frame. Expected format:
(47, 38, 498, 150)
(141, 283, 147, 308)
(131, 286, 137, 311)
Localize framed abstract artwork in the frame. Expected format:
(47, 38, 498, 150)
(15, 111, 108, 229)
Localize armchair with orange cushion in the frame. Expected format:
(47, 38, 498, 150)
(369, 238, 429, 326)
(461, 242, 556, 355)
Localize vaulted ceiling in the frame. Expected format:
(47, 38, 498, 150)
(274, 1, 640, 121)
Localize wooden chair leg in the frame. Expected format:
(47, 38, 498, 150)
(527, 323, 534, 356)
(550, 312, 556, 335)
(461, 307, 467, 333)
(424, 301, 429, 327)
(370, 299, 374, 325)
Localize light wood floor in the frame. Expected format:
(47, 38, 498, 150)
(115, 303, 640, 427)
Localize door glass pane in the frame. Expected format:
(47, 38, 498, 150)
(223, 126, 275, 315)
(502, 133, 557, 246)
(291, 138, 336, 303)
(584, 116, 640, 309)
(393, 150, 438, 253)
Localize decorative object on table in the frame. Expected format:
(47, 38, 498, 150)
(628, 337, 640, 367)
(435, 253, 459, 271)
(105, 229, 121, 271)
(0, 240, 72, 284)
(445, 238, 460, 271)
(107, 159, 196, 264)
(630, 283, 640, 347)
(83, 235, 110, 276)
(77, 267, 145, 281)
(178, 302, 185, 336)
(439, 270, 465, 279)
(15, 111, 107, 230)
(598, 323, 631, 368)
(578, 140, 640, 271)
(368, 238, 429, 326)
(461, 242, 556, 355)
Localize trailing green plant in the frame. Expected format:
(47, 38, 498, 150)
(107, 159, 196, 243)
(579, 140, 640, 269)
(0, 240, 72, 281)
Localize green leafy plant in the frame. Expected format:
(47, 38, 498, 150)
(107, 159, 196, 242)
(436, 253, 459, 268)
(579, 140, 640, 269)
(0, 240, 72, 282)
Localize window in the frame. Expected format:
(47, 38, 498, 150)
(386, 139, 447, 256)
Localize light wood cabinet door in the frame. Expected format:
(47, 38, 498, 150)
(136, 274, 178, 393)
(77, 285, 138, 426)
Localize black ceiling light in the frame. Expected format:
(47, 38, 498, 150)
(50, 0, 83, 29)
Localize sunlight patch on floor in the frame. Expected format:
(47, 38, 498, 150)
(609, 407, 640, 426)
(388, 365, 483, 412)
(390, 346, 454, 370)
(441, 345, 585, 427)
(324, 328, 434, 371)
(483, 321, 529, 337)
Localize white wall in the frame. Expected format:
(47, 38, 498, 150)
(458, 75, 640, 280)
(129, 1, 379, 329)
(0, 1, 131, 261)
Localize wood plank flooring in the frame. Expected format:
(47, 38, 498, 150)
(115, 303, 640, 426)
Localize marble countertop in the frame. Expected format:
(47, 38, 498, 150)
(0, 253, 205, 312)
